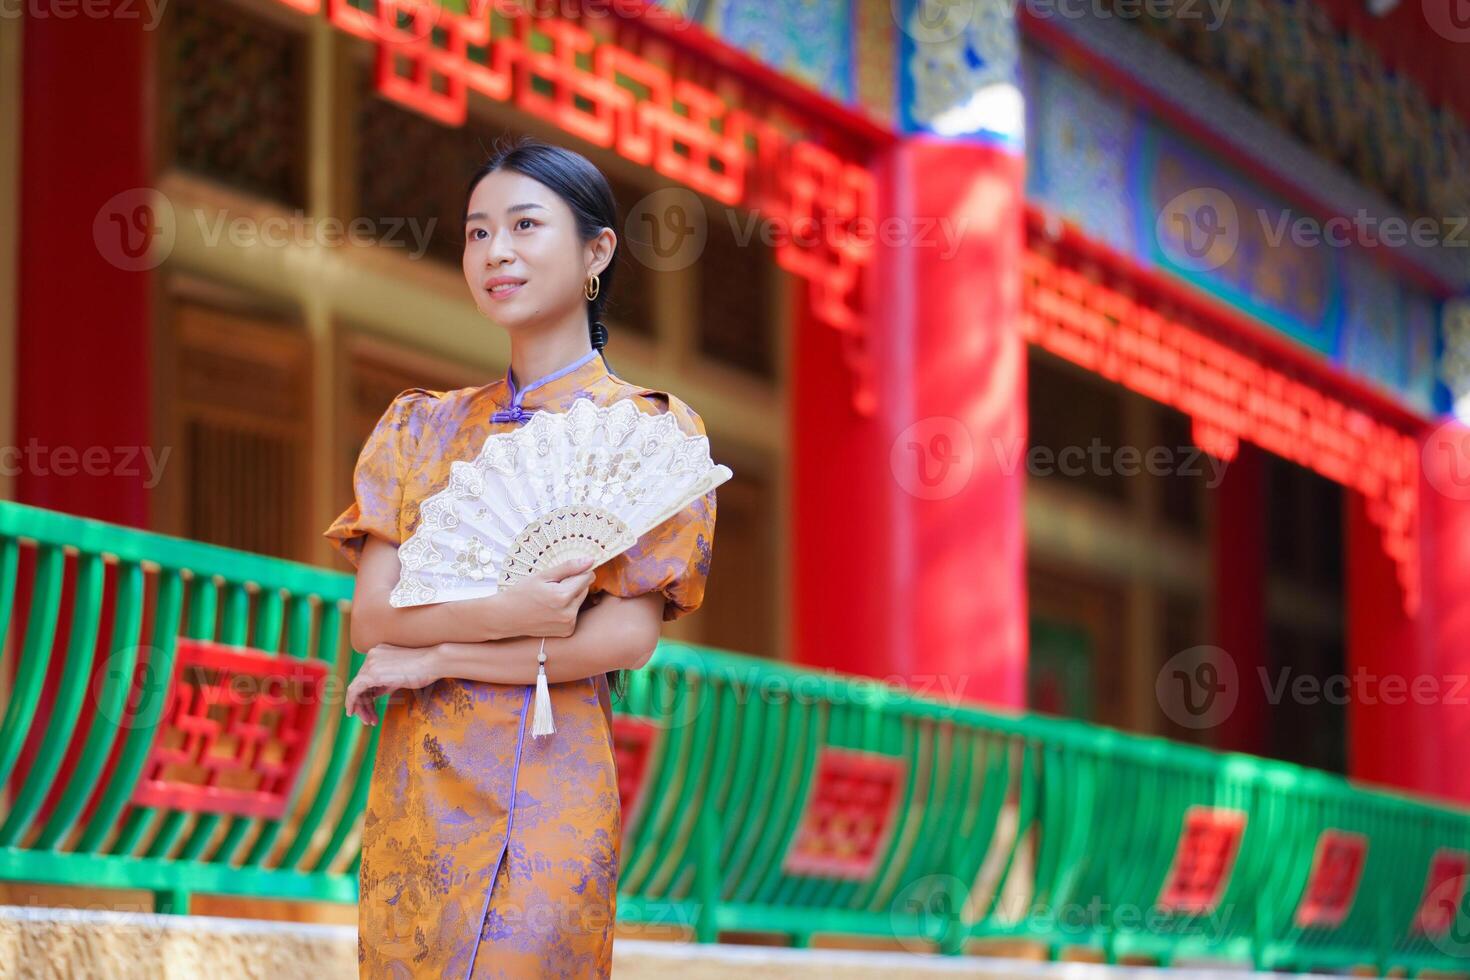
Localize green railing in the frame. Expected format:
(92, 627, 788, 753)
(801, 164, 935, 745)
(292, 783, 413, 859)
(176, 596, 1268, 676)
(0, 501, 368, 910)
(1, 499, 1469, 974)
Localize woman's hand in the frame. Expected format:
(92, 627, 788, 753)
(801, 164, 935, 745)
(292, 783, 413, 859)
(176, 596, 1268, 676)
(488, 556, 597, 638)
(345, 642, 445, 726)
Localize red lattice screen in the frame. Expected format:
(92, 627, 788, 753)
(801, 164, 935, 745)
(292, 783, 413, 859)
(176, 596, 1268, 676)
(132, 639, 328, 819)
(1414, 848, 1469, 936)
(273, 0, 879, 414)
(1295, 829, 1368, 928)
(783, 747, 905, 881)
(1157, 806, 1247, 913)
(610, 715, 661, 837)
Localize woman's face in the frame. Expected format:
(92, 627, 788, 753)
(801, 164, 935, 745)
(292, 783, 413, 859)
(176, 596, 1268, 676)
(462, 168, 610, 333)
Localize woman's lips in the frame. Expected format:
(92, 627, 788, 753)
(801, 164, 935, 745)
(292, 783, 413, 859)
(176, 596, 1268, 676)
(485, 282, 526, 301)
(485, 280, 525, 300)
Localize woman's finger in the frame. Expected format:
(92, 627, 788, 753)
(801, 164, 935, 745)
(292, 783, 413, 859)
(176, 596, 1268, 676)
(361, 687, 382, 726)
(350, 678, 393, 727)
(346, 673, 373, 721)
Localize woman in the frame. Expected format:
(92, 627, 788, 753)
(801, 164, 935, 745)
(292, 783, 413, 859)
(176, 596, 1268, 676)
(324, 137, 718, 978)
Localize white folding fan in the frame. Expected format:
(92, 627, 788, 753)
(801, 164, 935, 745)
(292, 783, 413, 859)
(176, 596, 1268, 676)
(387, 396, 731, 738)
(390, 396, 732, 610)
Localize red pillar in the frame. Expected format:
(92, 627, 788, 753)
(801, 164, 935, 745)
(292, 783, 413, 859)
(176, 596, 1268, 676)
(790, 137, 1028, 708)
(1214, 444, 1269, 755)
(16, 8, 154, 524)
(1342, 421, 1470, 803)
(1407, 421, 1470, 804)
(1343, 491, 1419, 791)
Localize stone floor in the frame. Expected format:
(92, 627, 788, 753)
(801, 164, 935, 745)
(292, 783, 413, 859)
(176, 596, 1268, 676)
(0, 905, 1365, 979)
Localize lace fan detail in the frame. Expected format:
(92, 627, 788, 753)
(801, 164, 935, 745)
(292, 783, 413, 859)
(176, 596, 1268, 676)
(389, 397, 732, 608)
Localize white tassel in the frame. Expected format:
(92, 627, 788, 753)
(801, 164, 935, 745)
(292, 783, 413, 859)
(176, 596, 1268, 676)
(531, 637, 555, 737)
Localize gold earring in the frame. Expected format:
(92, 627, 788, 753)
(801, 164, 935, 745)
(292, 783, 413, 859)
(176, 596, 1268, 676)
(584, 274, 600, 302)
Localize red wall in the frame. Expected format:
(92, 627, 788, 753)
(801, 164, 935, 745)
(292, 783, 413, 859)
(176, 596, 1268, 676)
(16, 11, 154, 525)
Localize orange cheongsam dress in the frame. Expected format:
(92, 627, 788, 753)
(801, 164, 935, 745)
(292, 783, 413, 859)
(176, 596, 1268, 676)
(324, 348, 717, 978)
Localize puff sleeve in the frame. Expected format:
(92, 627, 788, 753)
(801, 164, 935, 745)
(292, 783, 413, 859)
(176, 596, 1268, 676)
(592, 394, 718, 622)
(323, 387, 438, 569)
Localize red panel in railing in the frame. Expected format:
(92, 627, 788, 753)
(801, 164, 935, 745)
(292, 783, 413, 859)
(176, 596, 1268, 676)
(611, 715, 661, 836)
(1158, 806, 1247, 914)
(1415, 849, 1470, 936)
(1295, 829, 1369, 928)
(131, 639, 327, 820)
(783, 747, 905, 881)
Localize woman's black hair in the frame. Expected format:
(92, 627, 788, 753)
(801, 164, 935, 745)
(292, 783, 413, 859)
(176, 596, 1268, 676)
(465, 136, 631, 703)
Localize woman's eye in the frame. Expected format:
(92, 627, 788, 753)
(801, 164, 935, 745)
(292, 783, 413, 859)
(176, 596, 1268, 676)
(516, 218, 536, 231)
(468, 228, 485, 241)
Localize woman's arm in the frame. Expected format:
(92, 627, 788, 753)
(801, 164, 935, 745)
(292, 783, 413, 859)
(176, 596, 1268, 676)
(345, 592, 665, 725)
(348, 535, 596, 653)
(438, 591, 664, 682)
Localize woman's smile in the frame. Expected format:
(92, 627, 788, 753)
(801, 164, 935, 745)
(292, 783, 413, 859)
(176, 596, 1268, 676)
(484, 275, 527, 301)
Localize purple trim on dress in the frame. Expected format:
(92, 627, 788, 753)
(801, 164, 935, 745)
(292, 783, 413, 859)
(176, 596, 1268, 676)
(464, 684, 535, 980)
(489, 348, 600, 424)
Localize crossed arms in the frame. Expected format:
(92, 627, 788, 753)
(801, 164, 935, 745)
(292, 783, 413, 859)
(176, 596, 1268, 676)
(343, 534, 664, 724)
